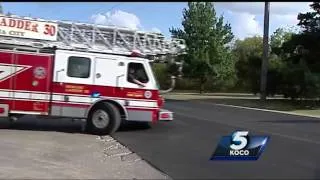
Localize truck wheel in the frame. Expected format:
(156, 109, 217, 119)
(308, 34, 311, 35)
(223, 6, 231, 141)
(87, 102, 121, 135)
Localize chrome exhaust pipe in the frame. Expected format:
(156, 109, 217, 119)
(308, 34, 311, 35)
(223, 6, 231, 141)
(159, 75, 176, 94)
(155, 56, 183, 95)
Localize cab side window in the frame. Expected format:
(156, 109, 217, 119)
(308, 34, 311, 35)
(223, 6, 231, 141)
(127, 62, 149, 84)
(67, 56, 91, 78)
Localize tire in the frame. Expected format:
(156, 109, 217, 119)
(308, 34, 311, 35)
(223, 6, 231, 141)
(86, 102, 121, 135)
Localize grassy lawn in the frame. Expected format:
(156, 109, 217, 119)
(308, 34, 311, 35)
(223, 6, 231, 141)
(164, 93, 320, 117)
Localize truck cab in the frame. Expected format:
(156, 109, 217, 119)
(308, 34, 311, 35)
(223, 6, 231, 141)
(0, 14, 184, 135)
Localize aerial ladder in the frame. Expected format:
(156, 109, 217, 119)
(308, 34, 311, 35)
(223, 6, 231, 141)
(0, 14, 186, 93)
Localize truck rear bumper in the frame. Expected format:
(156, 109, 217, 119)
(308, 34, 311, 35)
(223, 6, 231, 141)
(159, 109, 173, 121)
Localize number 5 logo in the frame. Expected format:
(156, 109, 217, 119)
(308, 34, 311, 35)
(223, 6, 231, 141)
(230, 131, 249, 150)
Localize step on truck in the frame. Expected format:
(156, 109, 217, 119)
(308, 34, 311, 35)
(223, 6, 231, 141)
(0, 14, 186, 134)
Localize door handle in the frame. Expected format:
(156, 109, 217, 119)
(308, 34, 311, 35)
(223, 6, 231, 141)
(116, 74, 124, 87)
(55, 68, 65, 81)
(96, 73, 101, 78)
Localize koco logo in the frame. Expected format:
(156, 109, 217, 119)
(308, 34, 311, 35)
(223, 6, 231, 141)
(211, 131, 269, 161)
(229, 131, 249, 156)
(0, 64, 31, 82)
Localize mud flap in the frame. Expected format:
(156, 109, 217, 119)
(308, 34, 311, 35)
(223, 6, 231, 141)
(159, 109, 173, 121)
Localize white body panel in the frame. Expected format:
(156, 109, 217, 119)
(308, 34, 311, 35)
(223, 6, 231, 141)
(54, 50, 94, 85)
(94, 57, 120, 86)
(51, 49, 161, 121)
(53, 49, 158, 90)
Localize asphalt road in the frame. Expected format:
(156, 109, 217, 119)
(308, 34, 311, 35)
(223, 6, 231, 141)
(114, 99, 320, 179)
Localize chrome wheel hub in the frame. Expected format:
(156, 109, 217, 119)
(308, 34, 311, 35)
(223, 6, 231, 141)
(92, 110, 110, 129)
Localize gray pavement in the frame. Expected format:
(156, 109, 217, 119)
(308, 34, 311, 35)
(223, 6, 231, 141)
(114, 99, 320, 179)
(0, 116, 169, 179)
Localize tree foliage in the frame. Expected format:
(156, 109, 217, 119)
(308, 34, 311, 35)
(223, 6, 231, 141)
(152, 2, 320, 98)
(170, 2, 235, 93)
(232, 28, 295, 96)
(232, 36, 263, 90)
(276, 2, 320, 98)
(270, 27, 294, 56)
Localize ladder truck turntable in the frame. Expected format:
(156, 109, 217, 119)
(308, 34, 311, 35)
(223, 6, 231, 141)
(0, 14, 186, 134)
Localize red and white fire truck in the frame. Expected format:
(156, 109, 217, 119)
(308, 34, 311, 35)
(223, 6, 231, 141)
(0, 14, 185, 134)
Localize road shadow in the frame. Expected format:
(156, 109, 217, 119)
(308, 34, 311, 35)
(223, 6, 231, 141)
(118, 121, 152, 132)
(260, 119, 320, 124)
(164, 99, 188, 103)
(0, 116, 152, 134)
(0, 116, 86, 134)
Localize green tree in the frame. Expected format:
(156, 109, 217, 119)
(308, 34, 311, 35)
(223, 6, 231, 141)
(270, 27, 295, 56)
(277, 2, 320, 99)
(232, 36, 263, 91)
(297, 2, 320, 34)
(170, 2, 234, 93)
(232, 31, 293, 95)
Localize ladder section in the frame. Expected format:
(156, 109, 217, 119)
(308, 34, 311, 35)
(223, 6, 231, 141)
(0, 15, 186, 56)
(56, 21, 186, 55)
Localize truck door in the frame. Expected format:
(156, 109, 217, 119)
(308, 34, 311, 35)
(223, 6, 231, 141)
(52, 50, 94, 118)
(12, 52, 53, 115)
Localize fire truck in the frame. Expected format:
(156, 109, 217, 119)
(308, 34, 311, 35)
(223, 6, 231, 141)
(0, 14, 186, 134)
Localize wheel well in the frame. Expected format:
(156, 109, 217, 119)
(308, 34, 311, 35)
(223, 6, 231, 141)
(87, 100, 127, 121)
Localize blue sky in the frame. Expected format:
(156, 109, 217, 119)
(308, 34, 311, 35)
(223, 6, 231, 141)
(2, 2, 313, 40)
